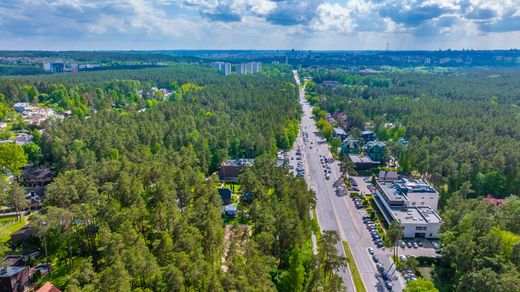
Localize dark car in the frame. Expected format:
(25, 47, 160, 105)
(381, 271, 389, 281)
(372, 255, 379, 262)
(376, 263, 384, 272)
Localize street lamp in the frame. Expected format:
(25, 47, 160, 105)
(40, 221, 50, 275)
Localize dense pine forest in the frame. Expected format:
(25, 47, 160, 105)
(305, 68, 520, 291)
(0, 65, 349, 291)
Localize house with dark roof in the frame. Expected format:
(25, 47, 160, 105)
(218, 159, 253, 180)
(21, 166, 55, 188)
(341, 137, 360, 155)
(333, 128, 348, 140)
(361, 130, 375, 142)
(218, 188, 232, 205)
(0, 266, 30, 292)
(348, 154, 380, 170)
(365, 140, 386, 162)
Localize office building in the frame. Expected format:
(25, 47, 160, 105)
(373, 177, 442, 238)
(211, 62, 231, 76)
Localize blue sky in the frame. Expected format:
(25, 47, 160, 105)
(1, 0, 520, 50)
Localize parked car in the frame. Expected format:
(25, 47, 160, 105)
(368, 247, 375, 255)
(381, 271, 389, 281)
(413, 242, 419, 249)
(399, 255, 408, 262)
(406, 241, 413, 248)
(399, 241, 406, 248)
(417, 241, 423, 247)
(376, 263, 384, 272)
(372, 255, 379, 262)
(385, 281, 393, 290)
(432, 241, 440, 249)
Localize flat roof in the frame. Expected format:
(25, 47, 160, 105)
(221, 159, 254, 167)
(378, 178, 438, 203)
(392, 206, 442, 224)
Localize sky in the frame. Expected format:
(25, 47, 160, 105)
(1, 0, 520, 50)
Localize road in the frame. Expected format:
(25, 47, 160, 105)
(291, 71, 401, 292)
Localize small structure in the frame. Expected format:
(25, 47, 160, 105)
(219, 159, 253, 181)
(322, 81, 339, 88)
(484, 195, 506, 207)
(21, 167, 55, 188)
(361, 130, 375, 142)
(37, 282, 61, 292)
(13, 103, 30, 113)
(365, 140, 386, 162)
(224, 205, 238, 217)
(15, 133, 33, 146)
(10, 226, 34, 243)
(333, 128, 348, 140)
(341, 137, 360, 155)
(0, 266, 30, 292)
(218, 188, 232, 205)
(397, 137, 409, 147)
(378, 170, 399, 182)
(348, 154, 379, 170)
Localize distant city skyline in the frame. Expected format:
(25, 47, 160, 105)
(1, 1, 520, 50)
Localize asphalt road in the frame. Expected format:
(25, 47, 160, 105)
(292, 71, 400, 292)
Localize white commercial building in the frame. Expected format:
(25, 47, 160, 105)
(373, 177, 442, 239)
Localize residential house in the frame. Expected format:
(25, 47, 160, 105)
(0, 266, 30, 292)
(218, 188, 232, 205)
(332, 128, 348, 140)
(373, 177, 442, 239)
(341, 137, 360, 155)
(218, 159, 253, 180)
(15, 133, 32, 146)
(13, 103, 30, 113)
(10, 226, 34, 243)
(348, 154, 379, 170)
(37, 282, 61, 292)
(361, 130, 375, 142)
(365, 140, 386, 162)
(21, 167, 55, 188)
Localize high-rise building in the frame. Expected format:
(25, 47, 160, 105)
(211, 61, 232, 76)
(236, 62, 262, 75)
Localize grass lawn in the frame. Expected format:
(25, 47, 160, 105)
(36, 257, 77, 289)
(0, 215, 16, 225)
(342, 240, 367, 292)
(417, 266, 433, 281)
(0, 215, 27, 243)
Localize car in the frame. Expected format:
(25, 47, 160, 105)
(376, 263, 384, 272)
(372, 255, 379, 262)
(352, 187, 360, 192)
(291, 157, 294, 160)
(399, 255, 408, 262)
(368, 247, 375, 255)
(432, 241, 440, 249)
(325, 174, 330, 180)
(384, 281, 393, 290)
(399, 241, 406, 248)
(376, 241, 384, 248)
(309, 146, 312, 149)
(381, 271, 389, 281)
(417, 241, 423, 247)
(363, 215, 370, 220)
(406, 241, 413, 248)
(413, 242, 419, 249)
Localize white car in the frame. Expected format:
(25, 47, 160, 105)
(368, 247, 375, 255)
(399, 255, 408, 262)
